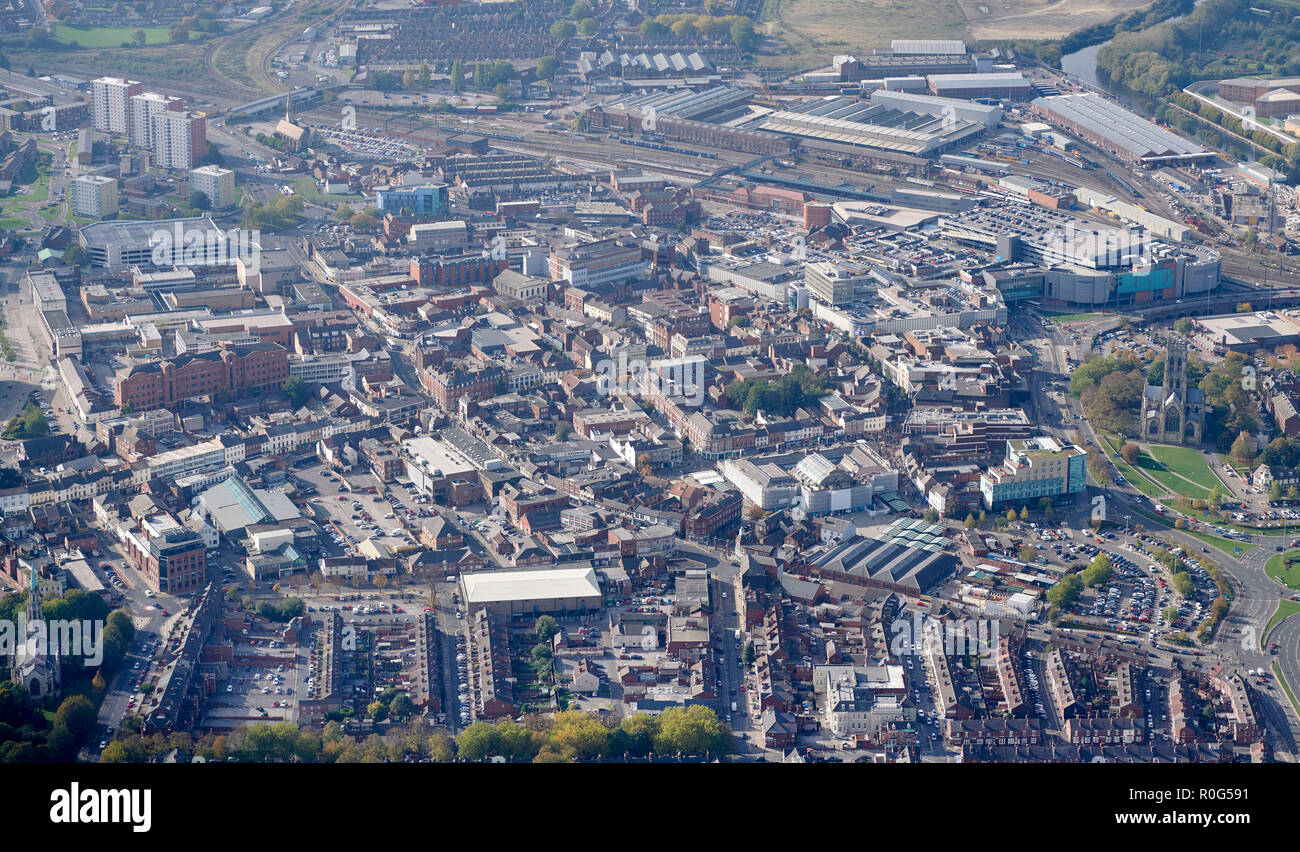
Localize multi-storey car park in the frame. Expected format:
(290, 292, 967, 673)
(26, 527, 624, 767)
(939, 204, 1222, 309)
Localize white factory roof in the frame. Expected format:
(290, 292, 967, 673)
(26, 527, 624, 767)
(462, 567, 602, 604)
(1032, 93, 1204, 160)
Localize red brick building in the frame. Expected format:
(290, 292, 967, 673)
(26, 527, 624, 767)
(114, 342, 290, 410)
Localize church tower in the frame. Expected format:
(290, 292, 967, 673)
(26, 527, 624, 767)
(12, 566, 62, 700)
(1140, 335, 1204, 445)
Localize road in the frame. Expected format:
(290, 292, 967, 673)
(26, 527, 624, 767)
(1015, 304, 1300, 754)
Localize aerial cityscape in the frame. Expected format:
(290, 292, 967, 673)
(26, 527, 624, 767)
(0, 0, 1299, 782)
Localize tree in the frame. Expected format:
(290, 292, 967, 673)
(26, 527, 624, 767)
(964, 513, 977, 529)
(389, 693, 415, 720)
(730, 17, 757, 53)
(555, 422, 572, 441)
(189, 190, 211, 211)
(1172, 572, 1194, 597)
(652, 705, 730, 756)
(569, 0, 592, 19)
(451, 60, 465, 94)
(1038, 497, 1054, 518)
(1120, 442, 1141, 465)
(1018, 545, 1038, 562)
(61, 243, 88, 267)
(132, 28, 147, 47)
(742, 641, 756, 665)
(746, 504, 765, 521)
(1006, 508, 1017, 522)
(1046, 573, 1083, 608)
(535, 615, 559, 642)
(547, 710, 608, 761)
(282, 376, 310, 407)
(1082, 553, 1113, 587)
(1019, 506, 1030, 521)
(550, 20, 576, 40)
(54, 695, 95, 743)
(1174, 317, 1194, 335)
(334, 202, 354, 220)
(1087, 450, 1113, 486)
(578, 18, 597, 36)
(535, 56, 559, 80)
(923, 508, 940, 523)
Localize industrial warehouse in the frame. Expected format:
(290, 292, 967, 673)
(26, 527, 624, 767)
(1031, 93, 1214, 167)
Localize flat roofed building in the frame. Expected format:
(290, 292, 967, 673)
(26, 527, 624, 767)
(928, 72, 1031, 100)
(1032, 93, 1210, 166)
(91, 77, 142, 134)
(1191, 310, 1300, 353)
(980, 436, 1086, 509)
(80, 216, 227, 268)
(460, 566, 603, 616)
(189, 165, 235, 209)
(70, 174, 118, 219)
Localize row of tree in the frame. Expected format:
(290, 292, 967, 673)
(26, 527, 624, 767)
(725, 364, 828, 418)
(100, 705, 731, 764)
(456, 705, 732, 762)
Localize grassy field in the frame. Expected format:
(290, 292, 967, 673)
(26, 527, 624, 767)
(1266, 550, 1300, 590)
(50, 24, 173, 47)
(1185, 529, 1249, 556)
(1272, 660, 1300, 717)
(292, 177, 365, 206)
(1133, 448, 1211, 499)
(1265, 599, 1300, 641)
(0, 217, 32, 230)
(1044, 312, 1106, 322)
(1099, 434, 1166, 498)
(762, 0, 1162, 65)
(1146, 445, 1221, 491)
(0, 155, 52, 218)
(1126, 501, 1245, 556)
(959, 0, 1154, 40)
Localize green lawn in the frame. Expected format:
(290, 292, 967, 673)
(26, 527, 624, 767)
(1134, 449, 1212, 499)
(1185, 529, 1250, 556)
(1266, 550, 1300, 590)
(1128, 501, 1247, 555)
(1272, 661, 1300, 717)
(1146, 445, 1221, 491)
(291, 177, 364, 206)
(1099, 434, 1167, 498)
(50, 24, 173, 47)
(0, 217, 31, 229)
(1265, 598, 1300, 642)
(1044, 312, 1105, 322)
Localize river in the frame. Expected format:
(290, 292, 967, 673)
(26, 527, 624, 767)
(1058, 0, 1256, 161)
(1059, 0, 1209, 92)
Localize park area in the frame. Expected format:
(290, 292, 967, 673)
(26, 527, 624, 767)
(50, 24, 173, 47)
(1102, 436, 1224, 502)
(1267, 550, 1300, 591)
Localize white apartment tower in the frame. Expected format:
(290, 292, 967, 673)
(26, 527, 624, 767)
(70, 174, 119, 219)
(129, 91, 183, 149)
(188, 165, 235, 209)
(91, 77, 143, 134)
(151, 111, 207, 170)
